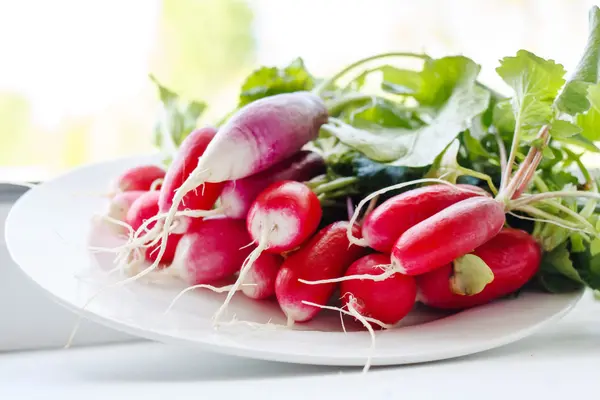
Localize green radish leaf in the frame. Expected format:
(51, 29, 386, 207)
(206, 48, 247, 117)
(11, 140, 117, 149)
(463, 129, 492, 158)
(576, 83, 600, 141)
(323, 58, 490, 167)
(553, 133, 600, 152)
(541, 243, 584, 283)
(537, 273, 585, 293)
(425, 139, 461, 183)
(150, 75, 207, 151)
(381, 66, 422, 95)
(554, 6, 600, 115)
(450, 254, 494, 296)
(496, 50, 566, 138)
(343, 98, 420, 130)
(550, 120, 582, 138)
(492, 99, 516, 134)
(239, 57, 314, 106)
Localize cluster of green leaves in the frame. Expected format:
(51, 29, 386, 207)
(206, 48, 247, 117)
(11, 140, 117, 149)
(147, 5, 600, 294)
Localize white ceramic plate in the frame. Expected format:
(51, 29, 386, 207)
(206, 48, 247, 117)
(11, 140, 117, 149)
(5, 156, 584, 367)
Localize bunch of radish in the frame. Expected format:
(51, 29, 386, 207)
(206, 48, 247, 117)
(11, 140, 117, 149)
(99, 89, 600, 340)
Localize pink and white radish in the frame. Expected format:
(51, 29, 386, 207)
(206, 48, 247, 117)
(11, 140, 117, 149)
(142, 92, 328, 285)
(126, 191, 182, 266)
(340, 253, 417, 326)
(220, 150, 325, 219)
(212, 180, 322, 322)
(275, 221, 368, 323)
(103, 190, 147, 235)
(111, 164, 165, 193)
(171, 217, 254, 285)
(240, 253, 284, 300)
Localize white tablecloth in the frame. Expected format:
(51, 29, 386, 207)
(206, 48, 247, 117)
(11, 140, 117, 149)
(1, 291, 598, 399)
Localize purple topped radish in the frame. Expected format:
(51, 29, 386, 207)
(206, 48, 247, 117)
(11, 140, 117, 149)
(220, 150, 325, 219)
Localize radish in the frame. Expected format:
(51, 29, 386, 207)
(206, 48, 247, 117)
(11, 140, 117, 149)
(140, 92, 327, 285)
(360, 184, 489, 252)
(340, 253, 417, 326)
(241, 253, 284, 300)
(390, 196, 505, 276)
(111, 164, 165, 193)
(170, 217, 253, 285)
(103, 190, 147, 235)
(220, 150, 325, 219)
(212, 180, 322, 322)
(126, 191, 182, 266)
(158, 126, 225, 232)
(416, 228, 541, 310)
(275, 221, 368, 323)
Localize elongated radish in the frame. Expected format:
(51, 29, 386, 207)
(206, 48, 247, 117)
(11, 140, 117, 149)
(158, 126, 225, 231)
(213, 180, 322, 322)
(144, 92, 327, 286)
(362, 184, 489, 252)
(390, 196, 505, 276)
(111, 164, 165, 193)
(275, 221, 368, 323)
(171, 217, 253, 285)
(104, 190, 147, 234)
(340, 253, 417, 326)
(220, 150, 325, 219)
(417, 228, 541, 309)
(126, 191, 181, 266)
(241, 253, 284, 300)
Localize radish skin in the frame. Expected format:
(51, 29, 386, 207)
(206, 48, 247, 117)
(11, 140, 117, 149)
(391, 196, 506, 276)
(275, 221, 368, 323)
(241, 253, 284, 300)
(220, 150, 325, 219)
(213, 180, 322, 322)
(171, 217, 253, 285)
(112, 164, 165, 193)
(362, 184, 489, 253)
(144, 92, 327, 288)
(105, 190, 147, 234)
(126, 191, 182, 266)
(340, 254, 417, 326)
(417, 228, 541, 310)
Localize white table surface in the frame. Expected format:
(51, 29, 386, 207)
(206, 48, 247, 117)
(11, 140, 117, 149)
(1, 290, 599, 400)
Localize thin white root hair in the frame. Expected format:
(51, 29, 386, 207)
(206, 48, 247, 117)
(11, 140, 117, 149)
(300, 300, 391, 329)
(346, 174, 467, 246)
(340, 310, 347, 334)
(346, 297, 376, 373)
(217, 315, 289, 330)
(298, 264, 396, 285)
(286, 314, 295, 328)
(509, 210, 594, 237)
(163, 283, 256, 315)
(212, 227, 270, 325)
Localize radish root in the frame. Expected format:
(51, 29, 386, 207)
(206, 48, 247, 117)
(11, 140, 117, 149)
(212, 227, 270, 325)
(164, 283, 256, 315)
(298, 264, 397, 285)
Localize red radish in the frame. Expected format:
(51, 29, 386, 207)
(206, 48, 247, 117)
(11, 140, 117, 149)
(112, 164, 165, 193)
(241, 253, 284, 300)
(275, 221, 368, 323)
(361, 184, 489, 253)
(340, 253, 417, 326)
(213, 180, 322, 322)
(220, 150, 325, 219)
(104, 190, 147, 234)
(390, 196, 505, 276)
(145, 92, 327, 282)
(126, 191, 182, 266)
(246, 180, 322, 253)
(158, 126, 225, 231)
(171, 217, 253, 285)
(417, 228, 541, 310)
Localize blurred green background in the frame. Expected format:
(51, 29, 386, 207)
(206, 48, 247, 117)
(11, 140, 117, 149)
(0, 0, 599, 179)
